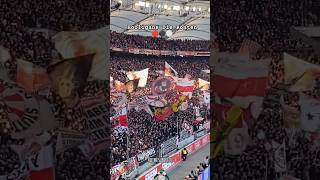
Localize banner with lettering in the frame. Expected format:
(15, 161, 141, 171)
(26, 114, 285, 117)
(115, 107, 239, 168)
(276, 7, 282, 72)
(136, 148, 157, 166)
(81, 94, 110, 154)
(0, 83, 57, 139)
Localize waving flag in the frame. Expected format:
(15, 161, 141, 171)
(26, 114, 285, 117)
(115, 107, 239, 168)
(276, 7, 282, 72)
(151, 77, 175, 95)
(284, 53, 320, 92)
(164, 62, 178, 77)
(149, 106, 173, 122)
(112, 107, 128, 128)
(213, 54, 270, 109)
(16, 59, 50, 92)
(127, 68, 149, 87)
(126, 79, 139, 94)
(198, 78, 210, 90)
(52, 27, 107, 80)
(175, 78, 195, 98)
(48, 54, 94, 107)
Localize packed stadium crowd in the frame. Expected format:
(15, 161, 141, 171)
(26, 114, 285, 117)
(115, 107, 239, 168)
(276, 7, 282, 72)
(212, 0, 320, 179)
(0, 0, 110, 179)
(111, 52, 210, 166)
(111, 31, 211, 51)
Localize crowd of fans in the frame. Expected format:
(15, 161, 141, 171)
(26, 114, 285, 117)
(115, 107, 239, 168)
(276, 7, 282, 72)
(184, 156, 210, 180)
(111, 52, 209, 166)
(111, 31, 211, 51)
(0, 0, 110, 179)
(212, 0, 320, 179)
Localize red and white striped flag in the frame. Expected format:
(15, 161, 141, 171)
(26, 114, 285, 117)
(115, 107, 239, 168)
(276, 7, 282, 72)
(213, 55, 270, 109)
(175, 78, 195, 98)
(238, 39, 261, 58)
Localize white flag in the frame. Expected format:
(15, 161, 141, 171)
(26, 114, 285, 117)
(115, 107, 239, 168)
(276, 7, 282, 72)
(127, 68, 149, 87)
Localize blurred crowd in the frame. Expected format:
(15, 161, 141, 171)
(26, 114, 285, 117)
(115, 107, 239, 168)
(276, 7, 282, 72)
(111, 52, 209, 166)
(212, 0, 320, 179)
(0, 0, 109, 179)
(111, 31, 210, 51)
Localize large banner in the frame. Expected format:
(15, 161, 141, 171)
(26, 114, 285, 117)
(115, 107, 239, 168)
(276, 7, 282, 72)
(0, 84, 57, 139)
(81, 94, 109, 154)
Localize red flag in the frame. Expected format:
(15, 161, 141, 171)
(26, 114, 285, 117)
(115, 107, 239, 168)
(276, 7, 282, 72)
(213, 55, 270, 108)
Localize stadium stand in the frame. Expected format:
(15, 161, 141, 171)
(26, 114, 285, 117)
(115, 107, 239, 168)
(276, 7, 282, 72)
(211, 0, 320, 179)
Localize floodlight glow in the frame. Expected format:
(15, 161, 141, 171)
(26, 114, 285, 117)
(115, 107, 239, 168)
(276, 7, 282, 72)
(192, 7, 196, 11)
(146, 2, 150, 7)
(185, 6, 189, 11)
(164, 4, 168, 9)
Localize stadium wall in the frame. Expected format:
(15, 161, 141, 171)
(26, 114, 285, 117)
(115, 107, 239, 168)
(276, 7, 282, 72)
(137, 133, 210, 180)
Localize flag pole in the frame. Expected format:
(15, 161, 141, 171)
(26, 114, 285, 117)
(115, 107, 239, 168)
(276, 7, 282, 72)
(177, 119, 179, 141)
